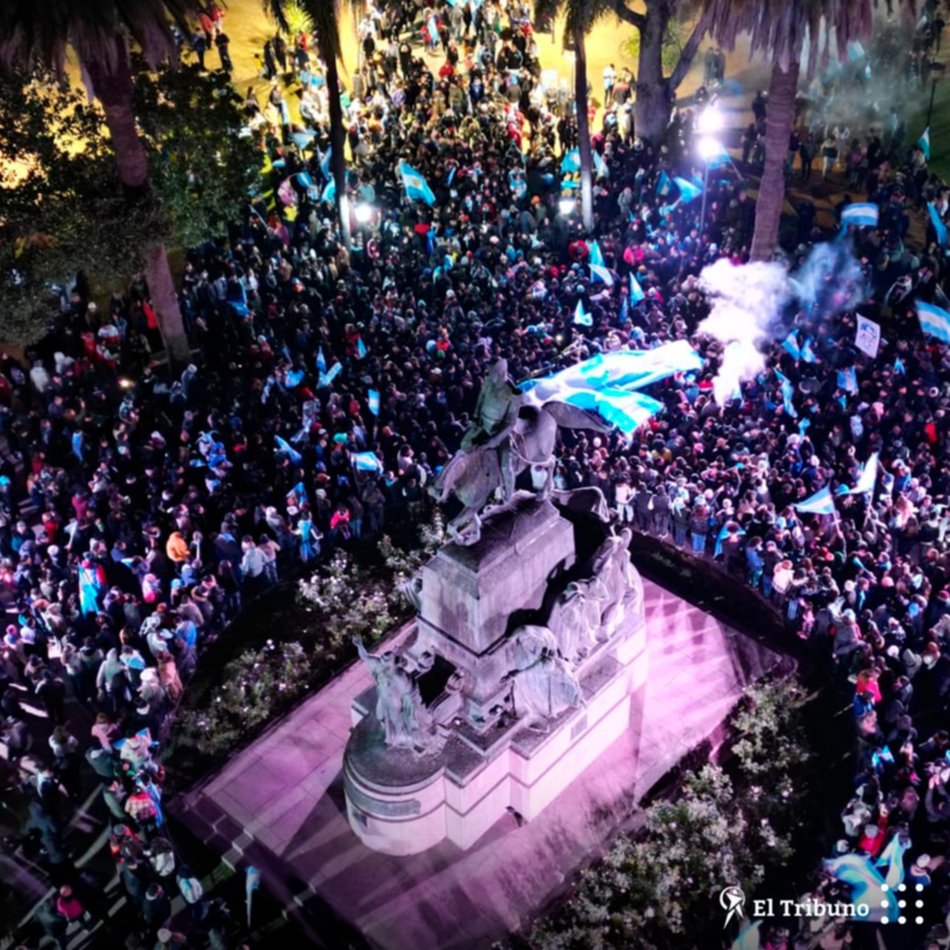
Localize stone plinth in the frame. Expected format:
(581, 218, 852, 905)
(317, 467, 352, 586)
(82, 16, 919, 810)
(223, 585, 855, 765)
(343, 611, 648, 856)
(418, 496, 575, 655)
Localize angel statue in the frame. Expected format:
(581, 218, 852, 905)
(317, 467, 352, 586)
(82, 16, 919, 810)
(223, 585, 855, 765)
(353, 636, 440, 752)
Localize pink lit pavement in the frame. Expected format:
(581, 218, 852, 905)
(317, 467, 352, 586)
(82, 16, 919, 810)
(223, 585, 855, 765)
(171, 577, 782, 948)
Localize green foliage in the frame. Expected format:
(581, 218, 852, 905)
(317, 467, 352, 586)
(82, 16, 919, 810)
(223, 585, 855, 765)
(297, 550, 397, 646)
(133, 62, 261, 248)
(0, 77, 150, 344)
(526, 678, 813, 949)
(619, 18, 690, 76)
(177, 640, 311, 756)
(378, 510, 446, 604)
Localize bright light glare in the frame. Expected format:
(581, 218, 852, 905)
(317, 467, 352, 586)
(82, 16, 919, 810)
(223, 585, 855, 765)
(558, 198, 576, 216)
(697, 105, 723, 135)
(697, 135, 721, 161)
(354, 202, 374, 224)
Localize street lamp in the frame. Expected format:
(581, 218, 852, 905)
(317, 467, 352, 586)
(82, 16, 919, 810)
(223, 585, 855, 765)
(696, 105, 723, 239)
(559, 197, 577, 217)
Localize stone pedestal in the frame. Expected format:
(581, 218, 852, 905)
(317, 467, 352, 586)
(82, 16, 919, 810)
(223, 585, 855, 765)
(344, 497, 649, 856)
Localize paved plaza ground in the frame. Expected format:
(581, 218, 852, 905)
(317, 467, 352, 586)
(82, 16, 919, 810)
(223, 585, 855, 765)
(173, 575, 782, 947)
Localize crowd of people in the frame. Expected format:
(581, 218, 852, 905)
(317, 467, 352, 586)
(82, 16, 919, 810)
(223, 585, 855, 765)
(5, 0, 950, 946)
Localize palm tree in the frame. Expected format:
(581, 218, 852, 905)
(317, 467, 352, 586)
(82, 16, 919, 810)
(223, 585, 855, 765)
(264, 0, 350, 248)
(535, 0, 599, 231)
(704, 0, 899, 261)
(0, 0, 197, 363)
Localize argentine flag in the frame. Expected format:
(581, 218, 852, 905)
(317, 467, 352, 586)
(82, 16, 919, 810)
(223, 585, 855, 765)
(849, 452, 879, 496)
(840, 202, 879, 229)
(398, 161, 436, 205)
(674, 176, 703, 203)
(352, 451, 383, 473)
(919, 126, 931, 161)
(588, 241, 605, 267)
(655, 169, 672, 196)
(801, 337, 817, 363)
(523, 341, 704, 405)
(825, 854, 899, 923)
(561, 148, 581, 174)
(367, 388, 380, 416)
(316, 346, 327, 374)
(573, 300, 593, 326)
(590, 264, 614, 287)
(274, 435, 303, 465)
(916, 300, 950, 344)
(793, 486, 836, 516)
(320, 146, 332, 179)
(629, 274, 645, 304)
(781, 331, 801, 360)
(593, 150, 609, 179)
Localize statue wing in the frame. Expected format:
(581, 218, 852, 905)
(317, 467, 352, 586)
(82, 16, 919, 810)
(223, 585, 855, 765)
(541, 400, 613, 433)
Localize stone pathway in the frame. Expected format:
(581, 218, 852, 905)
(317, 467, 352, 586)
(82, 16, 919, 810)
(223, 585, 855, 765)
(172, 576, 782, 949)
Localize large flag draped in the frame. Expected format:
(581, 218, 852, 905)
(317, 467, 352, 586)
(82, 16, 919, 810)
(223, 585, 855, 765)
(824, 854, 898, 923)
(398, 161, 436, 205)
(917, 300, 950, 344)
(521, 341, 703, 435)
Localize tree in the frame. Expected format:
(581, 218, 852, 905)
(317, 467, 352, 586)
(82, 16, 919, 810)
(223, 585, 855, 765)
(535, 0, 598, 231)
(0, 0, 201, 364)
(613, 0, 711, 145)
(0, 77, 145, 345)
(704, 0, 897, 261)
(263, 0, 351, 248)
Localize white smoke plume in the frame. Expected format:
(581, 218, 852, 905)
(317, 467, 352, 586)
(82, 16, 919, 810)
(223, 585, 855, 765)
(697, 259, 791, 405)
(697, 243, 868, 404)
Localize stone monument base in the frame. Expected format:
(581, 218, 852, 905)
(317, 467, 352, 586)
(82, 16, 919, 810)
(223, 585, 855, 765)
(344, 615, 647, 856)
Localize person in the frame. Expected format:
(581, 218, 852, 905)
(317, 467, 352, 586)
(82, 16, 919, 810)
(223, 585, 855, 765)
(36, 668, 66, 725)
(176, 864, 205, 921)
(215, 31, 233, 73)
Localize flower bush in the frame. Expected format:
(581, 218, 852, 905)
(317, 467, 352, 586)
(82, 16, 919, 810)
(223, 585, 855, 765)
(177, 640, 311, 756)
(526, 678, 814, 948)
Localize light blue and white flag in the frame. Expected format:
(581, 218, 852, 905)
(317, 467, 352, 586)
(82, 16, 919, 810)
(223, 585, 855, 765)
(296, 171, 314, 188)
(593, 150, 609, 179)
(674, 176, 703, 203)
(928, 202, 948, 247)
(316, 346, 327, 374)
(320, 146, 332, 179)
(916, 300, 950, 344)
(781, 331, 801, 360)
(561, 148, 581, 174)
(731, 921, 763, 950)
(588, 241, 605, 267)
(367, 388, 380, 416)
(629, 273, 645, 304)
(274, 435, 303, 465)
(875, 831, 909, 891)
(919, 126, 931, 161)
(849, 452, 879, 495)
(590, 264, 614, 287)
(825, 854, 899, 923)
(837, 366, 858, 393)
(523, 341, 704, 406)
(655, 169, 672, 196)
(775, 368, 797, 417)
(793, 486, 836, 516)
(840, 202, 879, 229)
(398, 161, 436, 205)
(352, 451, 383, 473)
(801, 337, 817, 363)
(894, 356, 905, 375)
(356, 337, 368, 359)
(319, 361, 343, 388)
(321, 179, 335, 202)
(573, 300, 593, 326)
